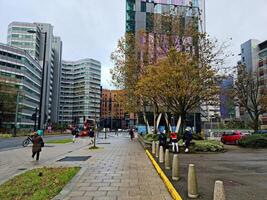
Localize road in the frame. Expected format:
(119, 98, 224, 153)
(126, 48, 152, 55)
(0, 134, 73, 151)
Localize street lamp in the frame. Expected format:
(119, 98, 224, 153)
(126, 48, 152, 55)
(27, 30, 47, 130)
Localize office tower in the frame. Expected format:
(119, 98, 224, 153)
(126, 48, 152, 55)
(59, 59, 101, 125)
(7, 22, 63, 128)
(240, 39, 261, 73)
(0, 43, 41, 129)
(126, 0, 205, 33)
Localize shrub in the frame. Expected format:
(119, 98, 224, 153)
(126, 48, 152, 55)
(194, 140, 224, 152)
(238, 134, 267, 148)
(192, 133, 204, 140)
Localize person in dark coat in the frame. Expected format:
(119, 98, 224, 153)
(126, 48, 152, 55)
(183, 127, 193, 153)
(159, 130, 167, 150)
(129, 129, 134, 140)
(32, 131, 44, 161)
(88, 129, 95, 145)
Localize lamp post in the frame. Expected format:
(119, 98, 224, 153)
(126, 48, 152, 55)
(27, 30, 47, 130)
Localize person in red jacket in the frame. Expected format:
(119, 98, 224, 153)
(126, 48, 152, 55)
(170, 132, 179, 153)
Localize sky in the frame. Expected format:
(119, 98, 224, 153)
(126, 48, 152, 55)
(0, 0, 267, 88)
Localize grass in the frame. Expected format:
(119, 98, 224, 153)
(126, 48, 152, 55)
(0, 167, 80, 200)
(46, 138, 73, 144)
(239, 134, 267, 148)
(0, 134, 13, 138)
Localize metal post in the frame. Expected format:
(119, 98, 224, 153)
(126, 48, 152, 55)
(38, 32, 47, 130)
(14, 91, 19, 137)
(34, 107, 38, 131)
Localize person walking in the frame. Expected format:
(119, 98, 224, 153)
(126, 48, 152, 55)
(183, 127, 193, 153)
(170, 132, 179, 153)
(129, 129, 134, 140)
(159, 130, 167, 150)
(32, 131, 44, 161)
(88, 129, 94, 145)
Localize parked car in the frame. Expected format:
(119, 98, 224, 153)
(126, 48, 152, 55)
(221, 131, 245, 144)
(253, 130, 267, 134)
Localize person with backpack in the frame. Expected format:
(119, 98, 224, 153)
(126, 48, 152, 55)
(183, 127, 193, 153)
(32, 131, 44, 161)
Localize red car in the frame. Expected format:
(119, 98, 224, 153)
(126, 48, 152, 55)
(221, 131, 244, 144)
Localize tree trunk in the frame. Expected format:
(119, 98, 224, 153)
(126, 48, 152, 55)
(181, 112, 187, 135)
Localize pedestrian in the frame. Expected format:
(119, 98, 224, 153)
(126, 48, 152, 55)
(159, 130, 167, 150)
(183, 127, 193, 153)
(129, 129, 134, 140)
(88, 129, 94, 145)
(32, 131, 44, 161)
(71, 126, 78, 142)
(170, 132, 179, 153)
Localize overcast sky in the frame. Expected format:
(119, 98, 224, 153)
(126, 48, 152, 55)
(0, 0, 267, 88)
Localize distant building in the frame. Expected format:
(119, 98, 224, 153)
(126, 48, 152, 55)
(0, 43, 41, 129)
(101, 89, 136, 129)
(219, 75, 235, 119)
(7, 21, 63, 127)
(237, 39, 267, 128)
(59, 59, 101, 125)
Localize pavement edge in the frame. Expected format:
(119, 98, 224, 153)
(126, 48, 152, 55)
(145, 150, 183, 200)
(52, 166, 87, 200)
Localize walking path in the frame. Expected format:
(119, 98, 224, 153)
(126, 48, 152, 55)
(61, 135, 172, 200)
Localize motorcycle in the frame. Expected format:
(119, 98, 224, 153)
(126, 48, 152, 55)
(22, 135, 34, 147)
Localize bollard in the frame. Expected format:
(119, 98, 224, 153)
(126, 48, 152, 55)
(155, 142, 159, 158)
(213, 180, 226, 200)
(159, 146, 164, 163)
(188, 164, 198, 198)
(152, 141, 156, 154)
(165, 149, 171, 169)
(172, 154, 180, 180)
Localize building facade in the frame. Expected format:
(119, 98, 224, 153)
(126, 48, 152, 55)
(101, 89, 137, 129)
(7, 21, 63, 127)
(59, 59, 101, 125)
(0, 43, 41, 129)
(238, 39, 267, 128)
(126, 0, 205, 33)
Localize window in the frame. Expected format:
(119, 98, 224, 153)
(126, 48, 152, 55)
(141, 2, 146, 12)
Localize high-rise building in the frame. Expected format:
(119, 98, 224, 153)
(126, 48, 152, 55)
(0, 43, 41, 129)
(238, 39, 267, 128)
(59, 59, 101, 125)
(240, 39, 261, 73)
(126, 0, 205, 33)
(7, 22, 63, 127)
(258, 40, 267, 128)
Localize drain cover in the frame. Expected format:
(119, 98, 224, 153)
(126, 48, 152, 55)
(17, 168, 27, 171)
(97, 142, 111, 144)
(57, 156, 91, 162)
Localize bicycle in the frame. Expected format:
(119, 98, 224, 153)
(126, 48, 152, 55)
(22, 135, 34, 147)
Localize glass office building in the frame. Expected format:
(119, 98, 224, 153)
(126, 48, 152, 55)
(0, 43, 41, 129)
(126, 0, 205, 33)
(59, 59, 101, 124)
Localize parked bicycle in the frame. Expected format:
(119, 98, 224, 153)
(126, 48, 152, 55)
(22, 135, 34, 147)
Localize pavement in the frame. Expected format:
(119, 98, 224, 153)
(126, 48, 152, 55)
(0, 132, 172, 200)
(157, 145, 267, 200)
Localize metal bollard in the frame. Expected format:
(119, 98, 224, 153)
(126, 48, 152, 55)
(188, 164, 198, 198)
(165, 149, 171, 169)
(152, 141, 156, 154)
(172, 154, 180, 180)
(159, 146, 164, 163)
(213, 180, 226, 200)
(155, 142, 159, 158)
